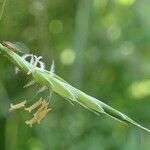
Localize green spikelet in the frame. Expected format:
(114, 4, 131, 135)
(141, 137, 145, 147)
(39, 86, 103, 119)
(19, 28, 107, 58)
(0, 43, 149, 133)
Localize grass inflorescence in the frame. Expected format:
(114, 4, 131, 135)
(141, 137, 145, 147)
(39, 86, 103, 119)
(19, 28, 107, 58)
(0, 42, 149, 132)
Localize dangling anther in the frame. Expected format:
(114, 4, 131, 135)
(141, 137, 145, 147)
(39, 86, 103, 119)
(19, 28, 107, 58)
(34, 106, 51, 124)
(33, 100, 48, 117)
(9, 100, 26, 111)
(25, 97, 43, 113)
(25, 117, 37, 127)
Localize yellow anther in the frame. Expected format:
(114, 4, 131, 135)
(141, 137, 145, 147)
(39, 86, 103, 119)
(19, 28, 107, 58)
(25, 117, 37, 127)
(24, 98, 51, 126)
(9, 100, 26, 111)
(34, 106, 51, 124)
(33, 101, 48, 117)
(25, 97, 43, 113)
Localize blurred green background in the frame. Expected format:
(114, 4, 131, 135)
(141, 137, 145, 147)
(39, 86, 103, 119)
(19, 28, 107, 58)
(0, 0, 150, 149)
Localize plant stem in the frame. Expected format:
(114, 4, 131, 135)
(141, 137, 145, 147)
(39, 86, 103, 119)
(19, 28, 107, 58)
(0, 0, 7, 21)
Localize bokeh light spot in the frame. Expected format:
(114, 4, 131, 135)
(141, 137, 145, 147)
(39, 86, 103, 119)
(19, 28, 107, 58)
(107, 24, 121, 41)
(102, 13, 116, 27)
(129, 80, 150, 99)
(49, 20, 63, 34)
(120, 41, 135, 56)
(27, 138, 43, 150)
(29, 1, 44, 16)
(60, 49, 76, 65)
(115, 0, 136, 6)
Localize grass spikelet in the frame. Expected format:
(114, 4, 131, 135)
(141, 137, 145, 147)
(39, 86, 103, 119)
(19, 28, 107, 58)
(0, 43, 149, 132)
